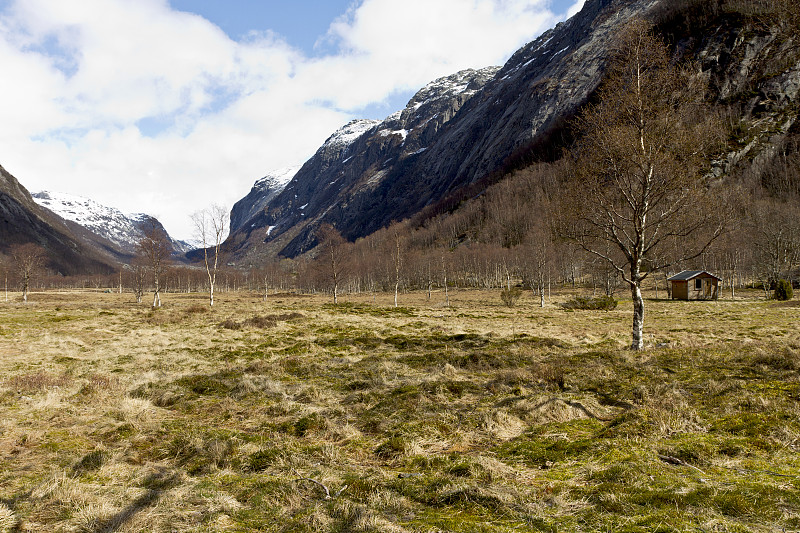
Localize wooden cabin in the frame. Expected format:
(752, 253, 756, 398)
(667, 270, 721, 300)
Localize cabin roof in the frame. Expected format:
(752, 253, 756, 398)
(667, 270, 722, 281)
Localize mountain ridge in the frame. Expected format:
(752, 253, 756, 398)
(225, 0, 661, 260)
(32, 190, 193, 256)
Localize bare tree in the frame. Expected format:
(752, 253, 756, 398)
(0, 253, 9, 302)
(192, 204, 228, 306)
(392, 230, 403, 307)
(138, 221, 171, 308)
(10, 243, 46, 303)
(561, 20, 728, 350)
(129, 256, 149, 304)
(316, 224, 348, 304)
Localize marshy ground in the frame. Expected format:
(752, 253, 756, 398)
(0, 288, 798, 532)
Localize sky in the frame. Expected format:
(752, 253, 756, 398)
(0, 0, 585, 241)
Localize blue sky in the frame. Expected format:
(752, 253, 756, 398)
(0, 0, 584, 239)
(169, 1, 580, 54)
(169, 1, 353, 54)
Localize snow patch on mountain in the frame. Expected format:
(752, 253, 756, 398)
(323, 119, 381, 150)
(33, 191, 143, 251)
(407, 67, 500, 112)
(254, 166, 301, 192)
(33, 191, 193, 254)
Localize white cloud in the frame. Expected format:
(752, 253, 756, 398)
(0, 0, 568, 240)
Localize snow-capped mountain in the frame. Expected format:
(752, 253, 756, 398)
(227, 66, 500, 258)
(0, 166, 118, 275)
(322, 119, 382, 151)
(229, 166, 301, 234)
(33, 191, 192, 255)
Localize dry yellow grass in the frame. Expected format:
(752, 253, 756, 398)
(0, 288, 798, 531)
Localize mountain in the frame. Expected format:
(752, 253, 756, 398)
(225, 0, 800, 263)
(225, 0, 664, 259)
(0, 165, 116, 275)
(32, 191, 193, 256)
(229, 166, 301, 234)
(227, 66, 503, 258)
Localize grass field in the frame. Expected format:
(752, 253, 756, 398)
(0, 288, 798, 532)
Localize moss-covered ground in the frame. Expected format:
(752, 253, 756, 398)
(0, 288, 798, 531)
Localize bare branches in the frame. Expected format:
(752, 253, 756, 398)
(293, 477, 348, 500)
(560, 19, 729, 349)
(137, 219, 171, 308)
(192, 204, 228, 306)
(10, 243, 46, 303)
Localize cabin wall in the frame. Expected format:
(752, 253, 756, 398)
(672, 281, 689, 300)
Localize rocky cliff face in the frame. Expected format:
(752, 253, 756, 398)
(229, 166, 301, 234)
(227, 0, 659, 259)
(227, 66, 503, 257)
(227, 0, 800, 261)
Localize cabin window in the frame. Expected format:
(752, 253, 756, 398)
(695, 278, 702, 290)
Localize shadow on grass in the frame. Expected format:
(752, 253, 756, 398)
(89, 470, 181, 533)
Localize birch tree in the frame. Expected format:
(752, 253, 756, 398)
(316, 224, 348, 304)
(138, 220, 171, 308)
(562, 20, 727, 350)
(192, 204, 228, 307)
(10, 244, 45, 303)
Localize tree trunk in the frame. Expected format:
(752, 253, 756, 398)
(631, 282, 644, 350)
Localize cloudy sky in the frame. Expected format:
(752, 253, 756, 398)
(0, 0, 584, 240)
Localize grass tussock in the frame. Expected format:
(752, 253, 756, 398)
(0, 289, 798, 531)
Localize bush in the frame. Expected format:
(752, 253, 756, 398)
(561, 295, 618, 311)
(774, 279, 793, 301)
(500, 287, 523, 307)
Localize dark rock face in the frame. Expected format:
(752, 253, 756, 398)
(227, 0, 800, 261)
(230, 167, 301, 234)
(227, 0, 659, 259)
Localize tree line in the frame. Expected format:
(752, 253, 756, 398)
(2, 16, 799, 350)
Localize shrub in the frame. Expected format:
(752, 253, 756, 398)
(561, 295, 618, 311)
(500, 287, 523, 307)
(774, 279, 793, 301)
(218, 319, 241, 330)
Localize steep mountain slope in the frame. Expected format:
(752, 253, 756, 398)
(0, 166, 116, 275)
(33, 191, 193, 256)
(227, 0, 799, 263)
(229, 166, 301, 234)
(226, 67, 501, 257)
(226, 0, 661, 259)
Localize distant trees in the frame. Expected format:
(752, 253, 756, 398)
(10, 243, 46, 303)
(192, 204, 228, 307)
(137, 221, 171, 308)
(749, 199, 800, 292)
(561, 20, 728, 350)
(0, 254, 8, 302)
